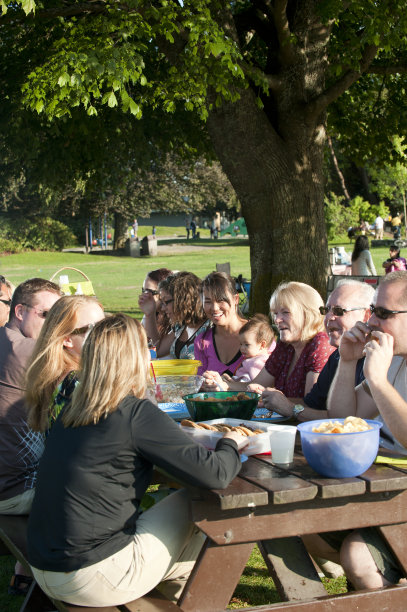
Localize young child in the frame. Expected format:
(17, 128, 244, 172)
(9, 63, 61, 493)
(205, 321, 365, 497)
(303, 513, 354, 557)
(205, 314, 275, 390)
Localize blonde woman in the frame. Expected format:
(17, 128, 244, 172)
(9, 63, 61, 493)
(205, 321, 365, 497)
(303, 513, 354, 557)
(27, 314, 245, 607)
(25, 295, 104, 433)
(204, 281, 334, 399)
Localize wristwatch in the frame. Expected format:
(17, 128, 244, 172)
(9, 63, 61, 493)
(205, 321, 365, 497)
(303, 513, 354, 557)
(292, 404, 305, 419)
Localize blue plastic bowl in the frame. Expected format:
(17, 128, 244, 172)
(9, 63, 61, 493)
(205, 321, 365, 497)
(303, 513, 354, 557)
(297, 419, 382, 478)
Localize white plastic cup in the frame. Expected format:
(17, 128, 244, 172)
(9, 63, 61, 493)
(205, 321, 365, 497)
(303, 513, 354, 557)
(267, 425, 297, 463)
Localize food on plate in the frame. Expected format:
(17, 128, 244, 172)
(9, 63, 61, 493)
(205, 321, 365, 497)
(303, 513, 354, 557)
(180, 420, 263, 436)
(312, 416, 372, 434)
(194, 392, 252, 403)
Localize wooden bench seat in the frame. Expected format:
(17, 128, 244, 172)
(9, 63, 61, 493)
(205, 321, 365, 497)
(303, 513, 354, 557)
(0, 515, 178, 612)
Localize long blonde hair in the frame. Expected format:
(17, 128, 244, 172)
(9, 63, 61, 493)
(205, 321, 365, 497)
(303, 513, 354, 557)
(26, 295, 103, 432)
(62, 314, 148, 427)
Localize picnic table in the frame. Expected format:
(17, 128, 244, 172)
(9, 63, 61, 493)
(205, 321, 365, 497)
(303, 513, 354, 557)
(161, 448, 407, 611)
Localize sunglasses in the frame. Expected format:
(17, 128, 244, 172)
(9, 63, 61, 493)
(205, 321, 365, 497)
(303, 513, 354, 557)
(142, 288, 159, 296)
(71, 323, 95, 336)
(319, 306, 365, 317)
(369, 304, 407, 320)
(0, 299, 11, 306)
(22, 303, 48, 319)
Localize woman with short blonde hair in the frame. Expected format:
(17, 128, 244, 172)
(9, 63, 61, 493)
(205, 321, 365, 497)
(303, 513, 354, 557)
(269, 281, 325, 342)
(26, 295, 104, 432)
(27, 314, 245, 607)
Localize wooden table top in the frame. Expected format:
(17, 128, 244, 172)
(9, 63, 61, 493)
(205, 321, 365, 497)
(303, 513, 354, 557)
(200, 448, 407, 511)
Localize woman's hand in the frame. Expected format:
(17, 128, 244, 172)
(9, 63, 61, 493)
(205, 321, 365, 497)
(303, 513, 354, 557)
(201, 370, 228, 391)
(261, 388, 293, 417)
(138, 292, 157, 317)
(223, 431, 250, 451)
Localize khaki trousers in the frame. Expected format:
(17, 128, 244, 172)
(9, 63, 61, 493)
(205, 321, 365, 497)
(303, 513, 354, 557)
(31, 489, 205, 606)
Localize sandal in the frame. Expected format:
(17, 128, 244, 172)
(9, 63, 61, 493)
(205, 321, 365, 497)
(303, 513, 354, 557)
(8, 574, 33, 596)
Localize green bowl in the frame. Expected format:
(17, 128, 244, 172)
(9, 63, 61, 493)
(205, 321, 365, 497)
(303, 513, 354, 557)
(183, 391, 260, 422)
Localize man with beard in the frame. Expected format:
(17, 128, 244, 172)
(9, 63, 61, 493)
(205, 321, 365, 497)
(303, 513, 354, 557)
(260, 280, 374, 421)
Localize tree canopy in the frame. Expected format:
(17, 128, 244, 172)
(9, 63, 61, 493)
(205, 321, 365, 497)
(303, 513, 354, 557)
(2, 1, 407, 310)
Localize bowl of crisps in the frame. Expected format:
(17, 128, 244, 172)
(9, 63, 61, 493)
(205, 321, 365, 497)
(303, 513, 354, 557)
(297, 417, 382, 478)
(183, 391, 260, 422)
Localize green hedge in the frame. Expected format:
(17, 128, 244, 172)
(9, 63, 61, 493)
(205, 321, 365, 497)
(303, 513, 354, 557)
(0, 216, 77, 252)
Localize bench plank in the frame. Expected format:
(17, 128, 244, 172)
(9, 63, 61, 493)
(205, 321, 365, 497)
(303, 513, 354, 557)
(258, 538, 327, 601)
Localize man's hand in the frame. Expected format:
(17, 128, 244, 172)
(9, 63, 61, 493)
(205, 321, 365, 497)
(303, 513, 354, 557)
(363, 331, 394, 386)
(261, 388, 294, 417)
(339, 321, 372, 362)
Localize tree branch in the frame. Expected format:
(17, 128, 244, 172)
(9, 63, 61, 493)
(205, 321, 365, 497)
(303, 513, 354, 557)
(273, 0, 295, 66)
(306, 44, 378, 119)
(366, 64, 407, 75)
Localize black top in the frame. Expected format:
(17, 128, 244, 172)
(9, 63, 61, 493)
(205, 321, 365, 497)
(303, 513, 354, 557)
(27, 396, 241, 572)
(304, 349, 365, 410)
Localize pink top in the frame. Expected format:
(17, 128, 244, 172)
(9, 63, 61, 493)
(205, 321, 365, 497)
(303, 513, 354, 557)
(232, 341, 276, 382)
(194, 327, 244, 376)
(264, 332, 335, 397)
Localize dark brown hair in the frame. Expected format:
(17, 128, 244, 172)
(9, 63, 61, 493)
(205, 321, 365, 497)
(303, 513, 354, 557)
(202, 271, 238, 306)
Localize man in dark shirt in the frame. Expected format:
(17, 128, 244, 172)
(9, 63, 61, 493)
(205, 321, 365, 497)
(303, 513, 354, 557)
(260, 280, 375, 420)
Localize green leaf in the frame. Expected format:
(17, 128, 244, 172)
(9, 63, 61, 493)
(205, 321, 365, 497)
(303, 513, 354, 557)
(107, 92, 118, 107)
(57, 74, 70, 87)
(21, 0, 36, 15)
(35, 99, 44, 113)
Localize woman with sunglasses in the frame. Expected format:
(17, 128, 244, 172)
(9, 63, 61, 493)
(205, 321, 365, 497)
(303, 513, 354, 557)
(155, 272, 210, 359)
(351, 235, 376, 276)
(27, 314, 245, 607)
(0, 276, 14, 327)
(138, 268, 172, 346)
(204, 282, 334, 402)
(25, 295, 104, 433)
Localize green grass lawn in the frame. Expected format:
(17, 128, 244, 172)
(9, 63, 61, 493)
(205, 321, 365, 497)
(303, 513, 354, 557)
(1, 236, 251, 317)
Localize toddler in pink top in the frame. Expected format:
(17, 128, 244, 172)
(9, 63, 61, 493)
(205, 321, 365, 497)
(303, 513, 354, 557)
(207, 314, 275, 389)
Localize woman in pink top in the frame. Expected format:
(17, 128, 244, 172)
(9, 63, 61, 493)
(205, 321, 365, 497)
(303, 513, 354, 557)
(204, 281, 334, 400)
(194, 272, 247, 377)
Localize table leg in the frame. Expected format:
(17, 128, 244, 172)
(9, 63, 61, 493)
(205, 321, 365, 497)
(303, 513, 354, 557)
(178, 539, 254, 611)
(258, 538, 327, 601)
(378, 522, 407, 574)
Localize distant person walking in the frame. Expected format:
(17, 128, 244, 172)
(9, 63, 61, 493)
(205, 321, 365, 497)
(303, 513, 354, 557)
(185, 217, 191, 240)
(374, 215, 384, 240)
(391, 213, 402, 240)
(132, 219, 138, 240)
(351, 235, 376, 276)
(190, 219, 196, 239)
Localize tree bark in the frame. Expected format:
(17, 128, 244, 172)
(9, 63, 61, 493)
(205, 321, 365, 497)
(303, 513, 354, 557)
(207, 1, 331, 315)
(113, 212, 128, 249)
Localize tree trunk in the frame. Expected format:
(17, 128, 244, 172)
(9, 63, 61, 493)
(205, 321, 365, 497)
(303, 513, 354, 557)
(113, 212, 128, 249)
(208, 89, 329, 315)
(207, 0, 330, 315)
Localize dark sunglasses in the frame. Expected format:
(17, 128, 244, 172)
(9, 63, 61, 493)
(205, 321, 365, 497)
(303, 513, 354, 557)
(0, 299, 11, 306)
(369, 304, 407, 320)
(0, 275, 5, 284)
(21, 303, 48, 319)
(319, 306, 365, 317)
(142, 288, 159, 296)
(71, 323, 95, 336)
